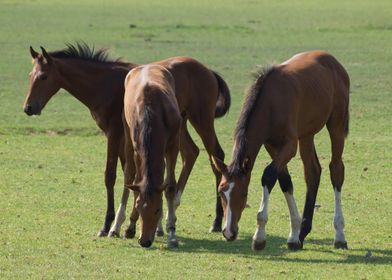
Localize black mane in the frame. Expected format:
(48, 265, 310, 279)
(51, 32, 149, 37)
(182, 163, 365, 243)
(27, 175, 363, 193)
(228, 65, 276, 176)
(49, 42, 122, 64)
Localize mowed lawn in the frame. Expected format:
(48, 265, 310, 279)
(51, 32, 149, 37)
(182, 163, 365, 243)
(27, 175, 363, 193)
(1, 0, 391, 278)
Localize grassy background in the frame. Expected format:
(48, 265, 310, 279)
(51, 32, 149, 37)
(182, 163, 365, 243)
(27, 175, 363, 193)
(1, 0, 391, 278)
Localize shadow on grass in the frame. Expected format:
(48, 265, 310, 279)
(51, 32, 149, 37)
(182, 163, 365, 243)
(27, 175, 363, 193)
(171, 235, 392, 265)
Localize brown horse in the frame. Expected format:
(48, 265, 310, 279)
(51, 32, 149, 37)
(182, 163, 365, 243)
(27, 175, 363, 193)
(123, 64, 181, 248)
(213, 51, 350, 251)
(109, 56, 230, 238)
(23, 43, 230, 237)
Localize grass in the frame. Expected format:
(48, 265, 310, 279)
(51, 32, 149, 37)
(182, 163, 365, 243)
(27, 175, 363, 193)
(1, 0, 391, 278)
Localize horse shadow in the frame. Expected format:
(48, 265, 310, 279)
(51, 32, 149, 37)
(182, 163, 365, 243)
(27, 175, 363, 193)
(166, 234, 392, 265)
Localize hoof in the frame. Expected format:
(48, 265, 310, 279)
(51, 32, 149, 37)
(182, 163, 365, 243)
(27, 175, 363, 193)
(108, 231, 120, 238)
(334, 241, 348, 249)
(156, 230, 164, 237)
(251, 239, 266, 251)
(97, 230, 108, 237)
(167, 239, 179, 248)
(287, 241, 302, 251)
(124, 228, 136, 239)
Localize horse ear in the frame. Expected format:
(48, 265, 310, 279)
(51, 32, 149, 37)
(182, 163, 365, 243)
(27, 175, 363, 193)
(211, 156, 228, 177)
(40, 46, 53, 64)
(241, 157, 251, 174)
(30, 46, 39, 59)
(125, 183, 140, 192)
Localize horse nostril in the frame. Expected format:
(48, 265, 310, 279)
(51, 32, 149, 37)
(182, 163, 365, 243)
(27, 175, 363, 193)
(138, 239, 152, 248)
(24, 105, 33, 115)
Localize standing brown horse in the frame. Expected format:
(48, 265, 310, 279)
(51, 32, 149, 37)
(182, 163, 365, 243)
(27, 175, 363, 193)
(213, 51, 350, 251)
(123, 64, 181, 248)
(23, 43, 230, 237)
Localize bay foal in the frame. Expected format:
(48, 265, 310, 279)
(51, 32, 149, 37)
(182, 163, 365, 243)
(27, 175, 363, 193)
(23, 43, 230, 237)
(123, 65, 181, 248)
(213, 51, 350, 250)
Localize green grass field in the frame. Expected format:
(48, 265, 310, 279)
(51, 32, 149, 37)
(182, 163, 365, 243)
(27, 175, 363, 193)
(1, 0, 391, 278)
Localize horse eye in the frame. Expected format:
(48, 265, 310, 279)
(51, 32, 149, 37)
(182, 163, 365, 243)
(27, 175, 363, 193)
(40, 74, 48, 81)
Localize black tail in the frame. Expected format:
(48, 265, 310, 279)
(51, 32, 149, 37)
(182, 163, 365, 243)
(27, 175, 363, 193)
(212, 71, 231, 118)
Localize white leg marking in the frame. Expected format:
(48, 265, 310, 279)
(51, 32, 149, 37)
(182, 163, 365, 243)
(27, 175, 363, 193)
(165, 192, 178, 245)
(284, 192, 301, 244)
(223, 183, 235, 239)
(253, 186, 269, 243)
(109, 203, 127, 234)
(334, 189, 346, 243)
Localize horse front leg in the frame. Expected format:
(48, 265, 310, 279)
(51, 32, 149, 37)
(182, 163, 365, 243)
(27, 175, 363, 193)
(109, 188, 130, 237)
(97, 133, 120, 237)
(252, 140, 297, 251)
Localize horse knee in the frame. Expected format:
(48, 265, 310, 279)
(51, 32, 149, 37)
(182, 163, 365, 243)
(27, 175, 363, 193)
(165, 183, 176, 199)
(262, 164, 278, 190)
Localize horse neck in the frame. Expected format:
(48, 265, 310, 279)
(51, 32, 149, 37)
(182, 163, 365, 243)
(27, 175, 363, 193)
(54, 58, 128, 110)
(231, 108, 270, 171)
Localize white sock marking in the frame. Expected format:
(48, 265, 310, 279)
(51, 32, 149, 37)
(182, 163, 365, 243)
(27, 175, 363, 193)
(334, 189, 346, 243)
(253, 186, 269, 243)
(110, 203, 127, 234)
(284, 192, 301, 243)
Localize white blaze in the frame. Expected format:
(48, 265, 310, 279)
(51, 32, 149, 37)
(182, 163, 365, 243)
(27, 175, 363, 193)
(223, 182, 235, 238)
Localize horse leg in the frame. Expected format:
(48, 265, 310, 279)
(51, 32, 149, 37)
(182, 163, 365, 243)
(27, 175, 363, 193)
(252, 140, 297, 251)
(298, 136, 322, 248)
(264, 144, 301, 250)
(108, 135, 128, 237)
(124, 191, 140, 239)
(97, 132, 120, 237)
(175, 120, 200, 210)
(119, 123, 139, 240)
(327, 120, 348, 249)
(190, 118, 225, 233)
(164, 133, 180, 248)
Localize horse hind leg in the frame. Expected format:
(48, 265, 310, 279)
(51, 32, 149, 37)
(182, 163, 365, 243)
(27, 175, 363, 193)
(175, 120, 200, 210)
(164, 132, 180, 248)
(327, 118, 348, 249)
(298, 136, 322, 248)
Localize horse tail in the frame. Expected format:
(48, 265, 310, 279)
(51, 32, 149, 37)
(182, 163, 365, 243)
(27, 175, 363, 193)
(212, 71, 231, 118)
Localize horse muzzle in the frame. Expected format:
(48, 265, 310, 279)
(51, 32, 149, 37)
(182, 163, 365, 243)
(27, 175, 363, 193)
(222, 226, 238, 241)
(138, 238, 153, 248)
(23, 103, 41, 116)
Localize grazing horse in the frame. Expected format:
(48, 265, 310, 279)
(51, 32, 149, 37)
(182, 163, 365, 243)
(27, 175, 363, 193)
(123, 64, 181, 248)
(213, 51, 350, 251)
(23, 43, 230, 237)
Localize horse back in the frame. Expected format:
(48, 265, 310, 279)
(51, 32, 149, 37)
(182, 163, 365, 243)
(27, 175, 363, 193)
(264, 51, 349, 139)
(155, 56, 219, 118)
(124, 64, 181, 142)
